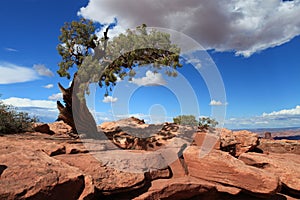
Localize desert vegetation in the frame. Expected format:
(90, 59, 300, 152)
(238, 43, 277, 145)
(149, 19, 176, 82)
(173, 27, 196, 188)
(173, 115, 218, 130)
(0, 99, 38, 134)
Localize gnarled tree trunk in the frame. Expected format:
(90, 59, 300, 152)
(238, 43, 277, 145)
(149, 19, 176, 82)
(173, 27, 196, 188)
(56, 73, 98, 137)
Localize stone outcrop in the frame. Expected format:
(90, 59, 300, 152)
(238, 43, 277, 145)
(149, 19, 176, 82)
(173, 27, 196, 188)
(258, 138, 300, 154)
(184, 146, 281, 198)
(0, 147, 85, 200)
(239, 152, 300, 198)
(192, 131, 220, 150)
(134, 177, 219, 200)
(34, 123, 54, 135)
(264, 132, 272, 139)
(48, 121, 73, 135)
(1, 119, 299, 199)
(220, 129, 259, 156)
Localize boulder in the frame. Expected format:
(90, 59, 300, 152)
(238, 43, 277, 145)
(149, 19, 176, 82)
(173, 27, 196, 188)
(34, 123, 54, 135)
(99, 121, 121, 133)
(258, 139, 300, 154)
(0, 149, 85, 200)
(48, 121, 73, 135)
(134, 177, 219, 200)
(239, 152, 300, 198)
(184, 146, 281, 198)
(220, 129, 259, 156)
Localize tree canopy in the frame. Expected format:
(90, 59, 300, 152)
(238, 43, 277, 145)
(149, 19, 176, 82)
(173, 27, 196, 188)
(57, 19, 182, 99)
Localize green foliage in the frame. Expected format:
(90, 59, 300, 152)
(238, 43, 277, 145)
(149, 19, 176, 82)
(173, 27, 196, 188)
(173, 115, 219, 130)
(57, 18, 182, 98)
(173, 115, 198, 126)
(0, 100, 38, 134)
(198, 117, 218, 131)
(57, 18, 98, 79)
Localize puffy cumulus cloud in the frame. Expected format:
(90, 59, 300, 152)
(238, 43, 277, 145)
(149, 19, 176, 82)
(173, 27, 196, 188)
(48, 93, 63, 100)
(102, 96, 118, 103)
(226, 105, 300, 129)
(0, 62, 38, 84)
(43, 84, 54, 89)
(33, 64, 54, 77)
(262, 105, 300, 117)
(79, 0, 300, 57)
(2, 97, 56, 109)
(131, 71, 166, 86)
(209, 100, 228, 106)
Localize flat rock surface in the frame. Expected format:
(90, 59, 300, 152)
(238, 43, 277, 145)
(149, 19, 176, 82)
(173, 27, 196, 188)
(258, 139, 300, 154)
(54, 153, 146, 194)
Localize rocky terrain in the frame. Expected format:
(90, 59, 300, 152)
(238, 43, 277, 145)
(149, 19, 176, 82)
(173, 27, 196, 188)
(1, 118, 300, 200)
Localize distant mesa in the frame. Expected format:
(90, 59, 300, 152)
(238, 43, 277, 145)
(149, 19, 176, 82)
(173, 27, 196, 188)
(264, 132, 272, 139)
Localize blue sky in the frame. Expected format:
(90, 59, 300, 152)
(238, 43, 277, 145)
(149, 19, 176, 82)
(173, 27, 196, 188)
(1, 0, 300, 129)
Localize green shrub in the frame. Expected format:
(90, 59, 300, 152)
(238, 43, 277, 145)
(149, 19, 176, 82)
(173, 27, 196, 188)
(173, 115, 219, 131)
(0, 100, 38, 134)
(173, 115, 198, 126)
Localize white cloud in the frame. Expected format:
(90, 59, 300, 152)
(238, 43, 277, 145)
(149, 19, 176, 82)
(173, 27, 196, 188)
(48, 93, 63, 100)
(226, 105, 300, 129)
(185, 57, 202, 69)
(102, 96, 118, 103)
(43, 84, 54, 89)
(0, 62, 38, 84)
(4, 47, 18, 52)
(209, 100, 228, 106)
(33, 64, 54, 77)
(79, 0, 300, 57)
(2, 97, 56, 109)
(262, 105, 300, 117)
(131, 71, 166, 86)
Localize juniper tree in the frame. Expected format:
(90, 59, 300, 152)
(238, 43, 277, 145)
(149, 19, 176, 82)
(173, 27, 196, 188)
(56, 18, 182, 136)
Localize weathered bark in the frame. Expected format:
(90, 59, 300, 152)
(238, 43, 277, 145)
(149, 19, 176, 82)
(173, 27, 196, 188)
(57, 73, 98, 137)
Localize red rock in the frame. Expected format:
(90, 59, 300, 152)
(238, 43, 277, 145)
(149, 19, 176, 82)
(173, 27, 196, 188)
(220, 128, 259, 156)
(54, 154, 146, 195)
(239, 152, 300, 197)
(258, 139, 300, 154)
(34, 123, 54, 135)
(193, 132, 220, 150)
(169, 158, 187, 178)
(99, 121, 120, 133)
(0, 149, 84, 200)
(184, 146, 281, 197)
(134, 177, 219, 200)
(78, 175, 96, 200)
(48, 121, 72, 135)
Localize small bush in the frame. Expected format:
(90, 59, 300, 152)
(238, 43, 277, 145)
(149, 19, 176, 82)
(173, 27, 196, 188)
(173, 115, 198, 126)
(173, 115, 219, 131)
(0, 100, 38, 134)
(198, 117, 218, 131)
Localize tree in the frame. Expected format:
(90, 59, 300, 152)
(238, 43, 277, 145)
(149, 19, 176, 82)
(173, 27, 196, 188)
(173, 115, 198, 126)
(56, 18, 182, 137)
